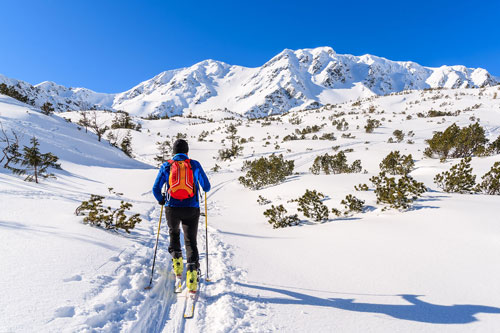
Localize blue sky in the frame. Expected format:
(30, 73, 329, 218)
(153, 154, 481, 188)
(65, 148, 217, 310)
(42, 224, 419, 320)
(0, 0, 498, 92)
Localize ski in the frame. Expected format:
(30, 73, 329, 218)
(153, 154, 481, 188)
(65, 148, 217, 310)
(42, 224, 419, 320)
(174, 276, 183, 293)
(183, 290, 198, 318)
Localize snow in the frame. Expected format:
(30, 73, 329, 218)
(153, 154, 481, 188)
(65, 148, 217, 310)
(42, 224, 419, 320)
(1, 84, 500, 332)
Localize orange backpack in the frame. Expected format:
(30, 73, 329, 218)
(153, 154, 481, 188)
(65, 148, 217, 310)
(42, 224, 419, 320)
(168, 159, 195, 200)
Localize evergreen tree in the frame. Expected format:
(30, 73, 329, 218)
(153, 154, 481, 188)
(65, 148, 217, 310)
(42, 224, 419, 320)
(154, 140, 171, 166)
(11, 137, 61, 183)
(40, 102, 55, 116)
(120, 131, 133, 157)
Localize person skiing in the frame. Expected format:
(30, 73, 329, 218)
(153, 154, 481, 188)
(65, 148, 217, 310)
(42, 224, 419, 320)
(152, 139, 210, 294)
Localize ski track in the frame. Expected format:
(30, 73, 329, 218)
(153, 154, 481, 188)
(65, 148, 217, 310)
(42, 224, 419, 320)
(62, 188, 266, 332)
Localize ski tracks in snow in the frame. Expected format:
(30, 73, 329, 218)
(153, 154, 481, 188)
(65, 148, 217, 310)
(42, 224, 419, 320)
(62, 198, 267, 332)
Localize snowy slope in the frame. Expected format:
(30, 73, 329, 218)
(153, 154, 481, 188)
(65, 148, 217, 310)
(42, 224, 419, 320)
(2, 47, 498, 117)
(1, 84, 500, 332)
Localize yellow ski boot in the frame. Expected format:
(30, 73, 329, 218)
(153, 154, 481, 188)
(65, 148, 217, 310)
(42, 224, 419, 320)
(172, 257, 183, 276)
(186, 268, 198, 293)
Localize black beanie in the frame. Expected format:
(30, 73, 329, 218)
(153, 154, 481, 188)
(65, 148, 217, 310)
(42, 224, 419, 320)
(173, 139, 189, 154)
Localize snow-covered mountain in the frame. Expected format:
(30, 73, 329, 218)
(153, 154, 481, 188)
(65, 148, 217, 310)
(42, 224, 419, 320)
(1, 47, 498, 117)
(0, 74, 114, 112)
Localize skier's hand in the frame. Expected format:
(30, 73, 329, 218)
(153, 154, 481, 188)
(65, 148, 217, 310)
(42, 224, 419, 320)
(158, 195, 166, 206)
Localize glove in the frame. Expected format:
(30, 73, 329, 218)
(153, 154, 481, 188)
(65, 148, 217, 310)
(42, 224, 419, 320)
(158, 194, 166, 206)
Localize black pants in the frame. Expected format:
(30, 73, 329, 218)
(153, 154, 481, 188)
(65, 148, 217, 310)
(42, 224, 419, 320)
(165, 207, 200, 269)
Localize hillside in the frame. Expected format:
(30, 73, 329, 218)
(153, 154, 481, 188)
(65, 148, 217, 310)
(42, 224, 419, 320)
(1, 84, 500, 332)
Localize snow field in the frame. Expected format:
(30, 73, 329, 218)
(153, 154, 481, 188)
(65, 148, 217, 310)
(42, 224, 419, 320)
(1, 84, 500, 332)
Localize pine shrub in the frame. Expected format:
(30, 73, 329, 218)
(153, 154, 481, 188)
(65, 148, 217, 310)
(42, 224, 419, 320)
(392, 130, 405, 143)
(365, 119, 381, 133)
(424, 123, 488, 160)
(434, 157, 477, 193)
(40, 102, 54, 116)
(379, 151, 415, 175)
(310, 151, 362, 175)
(263, 204, 300, 229)
(295, 190, 329, 222)
(369, 172, 426, 209)
(257, 195, 271, 205)
(477, 162, 500, 195)
(340, 194, 365, 214)
(239, 154, 294, 190)
(75, 194, 141, 233)
(218, 143, 243, 161)
(489, 135, 500, 155)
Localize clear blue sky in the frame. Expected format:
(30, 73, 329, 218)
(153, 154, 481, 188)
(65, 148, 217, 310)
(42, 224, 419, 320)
(0, 0, 498, 93)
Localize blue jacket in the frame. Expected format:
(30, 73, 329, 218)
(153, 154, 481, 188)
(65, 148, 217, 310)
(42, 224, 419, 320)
(152, 153, 211, 207)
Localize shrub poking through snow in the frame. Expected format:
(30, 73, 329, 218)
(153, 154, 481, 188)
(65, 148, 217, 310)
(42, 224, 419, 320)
(364, 119, 381, 133)
(295, 190, 329, 222)
(489, 135, 500, 155)
(40, 102, 54, 116)
(477, 162, 500, 195)
(424, 123, 488, 160)
(434, 157, 477, 194)
(392, 130, 405, 143)
(257, 195, 271, 205)
(369, 172, 426, 209)
(263, 204, 300, 229)
(239, 154, 294, 190)
(310, 151, 362, 175)
(340, 194, 365, 214)
(354, 183, 369, 191)
(75, 194, 141, 233)
(379, 151, 415, 175)
(9, 136, 61, 183)
(218, 142, 243, 161)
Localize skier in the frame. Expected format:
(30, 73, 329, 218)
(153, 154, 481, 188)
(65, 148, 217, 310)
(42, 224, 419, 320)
(152, 139, 211, 294)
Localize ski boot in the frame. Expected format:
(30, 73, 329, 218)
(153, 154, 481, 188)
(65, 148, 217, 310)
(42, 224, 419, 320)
(186, 263, 198, 294)
(172, 257, 183, 293)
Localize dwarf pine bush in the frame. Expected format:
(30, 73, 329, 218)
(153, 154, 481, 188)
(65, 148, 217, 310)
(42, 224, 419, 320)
(489, 135, 500, 155)
(75, 194, 141, 233)
(392, 130, 405, 143)
(239, 154, 294, 190)
(434, 157, 477, 194)
(295, 190, 329, 222)
(310, 151, 362, 175)
(257, 195, 271, 205)
(424, 123, 488, 160)
(218, 142, 243, 161)
(340, 194, 365, 214)
(263, 204, 300, 229)
(379, 151, 415, 175)
(369, 172, 426, 209)
(477, 162, 500, 195)
(364, 119, 381, 133)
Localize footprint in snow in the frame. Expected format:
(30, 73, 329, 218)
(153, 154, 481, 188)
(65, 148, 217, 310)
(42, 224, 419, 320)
(54, 306, 75, 318)
(63, 275, 82, 282)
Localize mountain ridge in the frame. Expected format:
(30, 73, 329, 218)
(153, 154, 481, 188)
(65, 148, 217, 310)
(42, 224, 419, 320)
(1, 47, 498, 118)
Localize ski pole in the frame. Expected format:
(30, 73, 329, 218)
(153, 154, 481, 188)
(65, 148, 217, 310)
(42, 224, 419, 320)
(205, 192, 210, 282)
(145, 204, 163, 290)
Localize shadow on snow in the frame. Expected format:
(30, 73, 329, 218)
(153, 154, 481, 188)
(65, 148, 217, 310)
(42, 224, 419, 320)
(224, 282, 500, 325)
